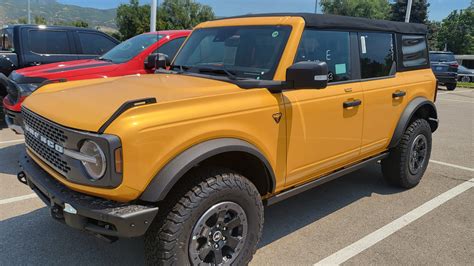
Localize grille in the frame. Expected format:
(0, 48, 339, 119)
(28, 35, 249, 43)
(22, 108, 70, 175)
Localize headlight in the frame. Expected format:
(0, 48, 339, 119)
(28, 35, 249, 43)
(79, 140, 106, 180)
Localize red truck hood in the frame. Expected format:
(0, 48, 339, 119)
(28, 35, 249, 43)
(12, 59, 120, 83)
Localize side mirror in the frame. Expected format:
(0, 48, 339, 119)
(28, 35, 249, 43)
(144, 53, 170, 70)
(286, 61, 328, 89)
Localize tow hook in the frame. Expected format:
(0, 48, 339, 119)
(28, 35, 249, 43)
(17, 171, 27, 185)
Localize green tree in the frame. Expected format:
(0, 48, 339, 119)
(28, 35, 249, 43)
(391, 0, 429, 24)
(436, 9, 474, 54)
(157, 0, 215, 30)
(116, 0, 151, 40)
(427, 21, 441, 51)
(70, 20, 89, 28)
(34, 16, 47, 25)
(320, 0, 391, 20)
(18, 17, 28, 24)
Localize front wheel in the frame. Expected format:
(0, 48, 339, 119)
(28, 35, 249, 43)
(446, 83, 456, 91)
(382, 119, 432, 188)
(144, 168, 263, 265)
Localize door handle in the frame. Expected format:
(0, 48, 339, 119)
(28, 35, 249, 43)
(392, 91, 406, 98)
(343, 99, 362, 108)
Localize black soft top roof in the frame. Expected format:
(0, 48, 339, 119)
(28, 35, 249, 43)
(219, 13, 427, 35)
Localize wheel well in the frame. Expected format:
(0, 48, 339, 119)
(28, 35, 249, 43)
(410, 104, 438, 132)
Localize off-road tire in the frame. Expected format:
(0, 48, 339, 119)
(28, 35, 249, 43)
(382, 119, 432, 188)
(446, 83, 456, 91)
(144, 168, 264, 265)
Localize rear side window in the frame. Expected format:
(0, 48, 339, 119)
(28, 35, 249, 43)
(155, 37, 186, 60)
(78, 32, 117, 55)
(1, 28, 14, 52)
(359, 32, 395, 79)
(295, 30, 352, 83)
(29, 30, 71, 54)
(401, 35, 428, 68)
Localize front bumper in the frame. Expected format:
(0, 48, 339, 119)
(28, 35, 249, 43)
(18, 151, 158, 239)
(4, 108, 23, 134)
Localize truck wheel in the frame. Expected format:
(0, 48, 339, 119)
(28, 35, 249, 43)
(446, 83, 456, 91)
(144, 168, 263, 265)
(382, 119, 432, 188)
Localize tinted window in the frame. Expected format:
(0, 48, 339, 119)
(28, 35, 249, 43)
(429, 53, 456, 62)
(78, 32, 117, 55)
(174, 26, 291, 80)
(1, 28, 14, 51)
(155, 37, 186, 60)
(29, 30, 71, 54)
(359, 33, 395, 79)
(401, 35, 428, 68)
(100, 34, 162, 63)
(296, 30, 351, 83)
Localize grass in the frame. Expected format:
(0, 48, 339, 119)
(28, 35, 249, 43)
(458, 82, 474, 89)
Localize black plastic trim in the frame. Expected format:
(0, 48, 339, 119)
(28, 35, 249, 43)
(98, 97, 157, 134)
(388, 97, 438, 149)
(265, 153, 388, 206)
(139, 138, 276, 202)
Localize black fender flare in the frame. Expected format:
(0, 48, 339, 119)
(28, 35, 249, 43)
(139, 138, 276, 202)
(388, 97, 438, 148)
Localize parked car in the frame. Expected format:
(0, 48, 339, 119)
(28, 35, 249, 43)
(429, 51, 459, 90)
(457, 65, 474, 82)
(2, 30, 190, 133)
(17, 14, 437, 264)
(0, 24, 119, 122)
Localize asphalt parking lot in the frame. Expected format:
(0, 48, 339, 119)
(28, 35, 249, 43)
(0, 87, 472, 265)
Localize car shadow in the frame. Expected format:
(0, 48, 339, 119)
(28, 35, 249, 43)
(0, 163, 403, 265)
(0, 143, 24, 175)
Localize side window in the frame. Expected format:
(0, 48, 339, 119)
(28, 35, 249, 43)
(155, 37, 186, 60)
(401, 35, 428, 68)
(295, 30, 352, 83)
(28, 30, 71, 54)
(359, 32, 395, 79)
(78, 32, 117, 55)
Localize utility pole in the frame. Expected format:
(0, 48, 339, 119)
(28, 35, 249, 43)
(27, 0, 31, 24)
(405, 0, 413, 22)
(315, 0, 318, 14)
(150, 0, 157, 32)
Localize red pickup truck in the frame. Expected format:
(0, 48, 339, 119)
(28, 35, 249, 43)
(2, 30, 190, 133)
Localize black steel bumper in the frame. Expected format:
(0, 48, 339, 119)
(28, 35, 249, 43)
(4, 108, 23, 134)
(18, 152, 158, 239)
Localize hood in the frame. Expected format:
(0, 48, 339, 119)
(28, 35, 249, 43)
(12, 59, 119, 83)
(23, 74, 242, 132)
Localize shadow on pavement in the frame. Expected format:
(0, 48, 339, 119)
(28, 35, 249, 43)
(0, 163, 403, 264)
(0, 143, 24, 175)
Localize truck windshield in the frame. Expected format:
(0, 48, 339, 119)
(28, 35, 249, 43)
(99, 34, 163, 63)
(0, 28, 14, 52)
(173, 26, 291, 80)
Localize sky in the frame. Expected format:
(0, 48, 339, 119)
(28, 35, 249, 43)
(57, 0, 471, 21)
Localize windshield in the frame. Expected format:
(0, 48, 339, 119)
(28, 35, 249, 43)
(173, 26, 291, 80)
(100, 34, 162, 63)
(0, 28, 14, 52)
(430, 53, 455, 62)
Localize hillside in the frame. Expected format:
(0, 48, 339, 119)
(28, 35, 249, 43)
(0, 0, 117, 29)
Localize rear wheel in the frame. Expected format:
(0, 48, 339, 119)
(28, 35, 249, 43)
(460, 76, 471, 83)
(382, 119, 432, 188)
(446, 83, 456, 91)
(144, 168, 263, 265)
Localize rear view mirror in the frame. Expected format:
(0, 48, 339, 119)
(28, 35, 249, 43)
(286, 61, 328, 89)
(144, 53, 170, 69)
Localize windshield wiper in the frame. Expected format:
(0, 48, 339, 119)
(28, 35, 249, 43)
(97, 57, 114, 63)
(197, 66, 238, 80)
(170, 65, 191, 73)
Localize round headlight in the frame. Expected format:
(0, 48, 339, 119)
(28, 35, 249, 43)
(80, 140, 106, 180)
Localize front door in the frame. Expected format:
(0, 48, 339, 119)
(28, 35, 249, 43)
(283, 29, 363, 187)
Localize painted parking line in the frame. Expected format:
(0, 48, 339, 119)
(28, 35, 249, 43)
(314, 160, 474, 266)
(437, 99, 473, 104)
(314, 177, 474, 265)
(0, 194, 37, 205)
(437, 89, 474, 95)
(0, 139, 24, 145)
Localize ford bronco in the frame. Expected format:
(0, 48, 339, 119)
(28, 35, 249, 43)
(17, 14, 438, 265)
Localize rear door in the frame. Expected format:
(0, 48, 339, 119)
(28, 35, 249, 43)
(75, 31, 118, 60)
(21, 28, 78, 66)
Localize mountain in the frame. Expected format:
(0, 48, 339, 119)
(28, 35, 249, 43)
(0, 0, 117, 29)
